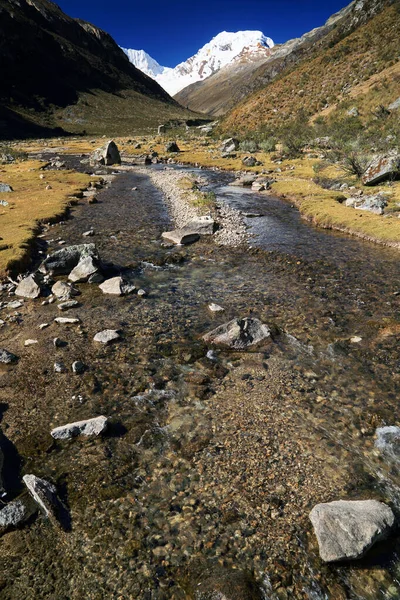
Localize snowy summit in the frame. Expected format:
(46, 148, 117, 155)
(123, 30, 274, 96)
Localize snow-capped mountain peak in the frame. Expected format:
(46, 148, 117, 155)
(123, 30, 274, 96)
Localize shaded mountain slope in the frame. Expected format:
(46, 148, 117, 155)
(0, 0, 194, 138)
(219, 0, 400, 134)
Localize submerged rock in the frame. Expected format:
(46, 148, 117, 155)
(375, 426, 400, 462)
(194, 567, 264, 600)
(161, 230, 200, 245)
(40, 244, 98, 276)
(0, 348, 18, 364)
(90, 140, 121, 166)
(93, 329, 121, 344)
(54, 317, 80, 325)
(309, 499, 395, 562)
(203, 317, 272, 350)
(15, 274, 41, 299)
(51, 416, 108, 440)
(0, 496, 37, 531)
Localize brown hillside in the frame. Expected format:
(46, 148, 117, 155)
(220, 3, 400, 134)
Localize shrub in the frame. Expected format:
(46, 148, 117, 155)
(258, 138, 277, 152)
(239, 140, 259, 153)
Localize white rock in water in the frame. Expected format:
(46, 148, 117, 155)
(22, 474, 60, 519)
(24, 339, 38, 346)
(58, 300, 79, 311)
(93, 329, 121, 344)
(39, 323, 50, 330)
(309, 499, 395, 562)
(68, 256, 99, 283)
(208, 303, 224, 313)
(184, 215, 216, 235)
(51, 416, 108, 440)
(15, 274, 41, 299)
(54, 317, 80, 325)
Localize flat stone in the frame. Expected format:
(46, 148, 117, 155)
(39, 323, 50, 330)
(208, 303, 224, 313)
(24, 339, 38, 346)
(68, 256, 99, 283)
(58, 300, 79, 311)
(7, 300, 23, 309)
(15, 275, 41, 299)
(309, 499, 395, 562)
(51, 281, 79, 300)
(51, 416, 108, 440)
(203, 317, 272, 350)
(54, 317, 80, 325)
(184, 215, 217, 235)
(40, 244, 98, 276)
(161, 230, 200, 245)
(99, 276, 123, 296)
(0, 183, 13, 192)
(0, 348, 18, 364)
(82, 230, 95, 237)
(93, 329, 121, 344)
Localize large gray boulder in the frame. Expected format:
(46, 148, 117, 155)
(309, 499, 395, 562)
(0, 349, 18, 364)
(162, 230, 200, 245)
(203, 317, 272, 350)
(219, 138, 239, 154)
(51, 416, 108, 440)
(345, 193, 388, 215)
(362, 155, 400, 186)
(90, 140, 121, 166)
(165, 141, 180, 153)
(40, 244, 98, 276)
(0, 496, 37, 531)
(15, 274, 42, 299)
(68, 256, 100, 283)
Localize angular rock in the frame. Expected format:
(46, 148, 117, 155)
(362, 155, 400, 186)
(51, 416, 108, 440)
(346, 193, 388, 214)
(0, 183, 13, 192)
(208, 303, 224, 313)
(219, 138, 239, 154)
(54, 317, 80, 325)
(68, 256, 99, 283)
(93, 329, 120, 344)
(0, 496, 37, 531)
(242, 156, 257, 167)
(184, 216, 216, 235)
(0, 348, 18, 364)
(388, 97, 400, 111)
(203, 317, 272, 350)
(161, 230, 200, 245)
(88, 272, 104, 284)
(40, 244, 98, 276)
(54, 361, 67, 373)
(90, 140, 121, 166)
(165, 141, 180, 153)
(99, 276, 136, 296)
(24, 339, 38, 346)
(22, 474, 63, 522)
(15, 274, 41, 299)
(309, 499, 395, 562)
(51, 280, 79, 300)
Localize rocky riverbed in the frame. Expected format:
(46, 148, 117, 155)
(0, 154, 400, 599)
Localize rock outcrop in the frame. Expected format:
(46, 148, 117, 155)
(40, 244, 99, 276)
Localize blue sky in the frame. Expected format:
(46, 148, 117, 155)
(58, 0, 350, 67)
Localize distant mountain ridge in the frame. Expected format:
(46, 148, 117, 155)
(123, 30, 274, 96)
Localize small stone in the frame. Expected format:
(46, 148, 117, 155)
(39, 323, 50, 330)
(0, 348, 18, 364)
(0, 497, 37, 531)
(88, 272, 104, 284)
(72, 361, 86, 374)
(7, 300, 23, 309)
(350, 336, 362, 343)
(58, 300, 79, 311)
(137, 289, 147, 297)
(54, 317, 80, 325)
(82, 230, 95, 237)
(208, 303, 224, 313)
(22, 474, 63, 523)
(54, 361, 67, 373)
(52, 281, 79, 300)
(45, 185, 52, 190)
(93, 329, 120, 344)
(68, 256, 99, 283)
(24, 339, 38, 347)
(51, 416, 108, 440)
(161, 230, 200, 245)
(53, 337, 66, 348)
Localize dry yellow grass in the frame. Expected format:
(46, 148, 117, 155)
(0, 160, 93, 274)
